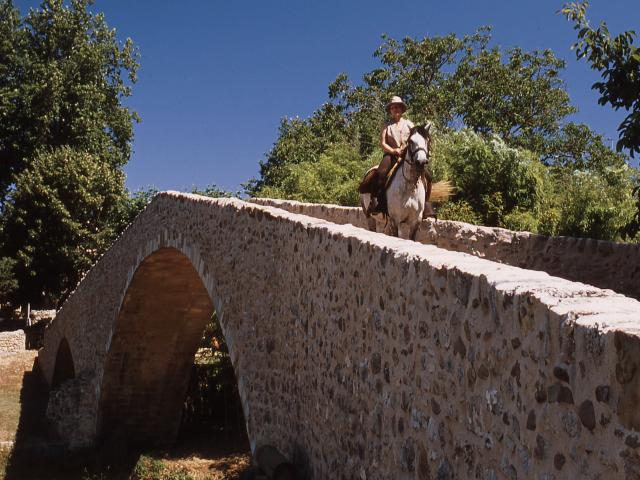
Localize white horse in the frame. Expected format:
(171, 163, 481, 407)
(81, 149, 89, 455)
(360, 125, 432, 240)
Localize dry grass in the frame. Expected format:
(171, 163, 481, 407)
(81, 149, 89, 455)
(133, 449, 250, 480)
(0, 351, 38, 443)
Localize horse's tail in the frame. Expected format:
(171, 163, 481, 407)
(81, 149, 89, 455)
(429, 180, 455, 203)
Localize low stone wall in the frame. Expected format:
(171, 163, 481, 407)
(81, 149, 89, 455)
(250, 198, 640, 300)
(29, 309, 56, 325)
(0, 330, 26, 356)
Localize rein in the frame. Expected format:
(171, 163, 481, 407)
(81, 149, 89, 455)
(400, 139, 429, 183)
(405, 144, 429, 166)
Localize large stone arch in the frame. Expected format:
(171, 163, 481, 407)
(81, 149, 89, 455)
(38, 196, 259, 450)
(97, 247, 218, 445)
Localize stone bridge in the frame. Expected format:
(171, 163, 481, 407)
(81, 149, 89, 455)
(38, 192, 640, 479)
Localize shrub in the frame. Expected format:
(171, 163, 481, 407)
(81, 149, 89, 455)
(256, 143, 374, 206)
(437, 200, 482, 225)
(553, 167, 636, 240)
(434, 130, 550, 227)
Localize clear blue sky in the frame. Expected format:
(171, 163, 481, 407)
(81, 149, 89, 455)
(14, 1, 640, 192)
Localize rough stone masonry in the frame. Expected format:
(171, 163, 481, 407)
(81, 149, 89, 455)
(39, 193, 640, 479)
(250, 198, 640, 300)
(0, 330, 25, 356)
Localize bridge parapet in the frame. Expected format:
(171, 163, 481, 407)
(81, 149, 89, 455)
(39, 193, 640, 478)
(251, 197, 640, 300)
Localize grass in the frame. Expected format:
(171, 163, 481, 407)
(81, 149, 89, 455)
(0, 351, 38, 443)
(129, 456, 194, 480)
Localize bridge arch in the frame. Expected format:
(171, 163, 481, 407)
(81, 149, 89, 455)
(97, 247, 228, 445)
(51, 337, 75, 389)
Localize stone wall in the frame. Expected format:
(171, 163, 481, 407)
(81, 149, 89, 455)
(250, 198, 640, 300)
(38, 193, 640, 479)
(0, 330, 26, 356)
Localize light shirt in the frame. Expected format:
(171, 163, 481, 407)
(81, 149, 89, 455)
(384, 118, 415, 149)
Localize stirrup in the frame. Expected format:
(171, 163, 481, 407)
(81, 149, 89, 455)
(422, 202, 437, 220)
(367, 196, 380, 215)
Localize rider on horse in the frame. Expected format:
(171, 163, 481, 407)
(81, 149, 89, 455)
(359, 96, 434, 217)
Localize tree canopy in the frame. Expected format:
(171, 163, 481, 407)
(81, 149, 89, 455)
(561, 1, 640, 240)
(250, 27, 638, 243)
(0, 0, 140, 306)
(0, 0, 139, 204)
(1, 147, 127, 305)
(562, 2, 640, 157)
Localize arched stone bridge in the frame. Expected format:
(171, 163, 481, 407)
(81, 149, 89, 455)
(39, 192, 640, 479)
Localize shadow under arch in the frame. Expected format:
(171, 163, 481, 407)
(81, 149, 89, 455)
(97, 246, 225, 446)
(51, 337, 75, 389)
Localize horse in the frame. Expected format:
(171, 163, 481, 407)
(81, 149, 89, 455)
(360, 125, 446, 240)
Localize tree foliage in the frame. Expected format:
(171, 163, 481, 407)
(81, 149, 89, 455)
(0, 0, 139, 204)
(561, 2, 640, 240)
(0, 147, 127, 306)
(434, 131, 552, 228)
(0, 0, 141, 306)
(0, 257, 17, 304)
(250, 28, 638, 242)
(562, 1, 640, 157)
(553, 167, 636, 240)
(255, 143, 372, 206)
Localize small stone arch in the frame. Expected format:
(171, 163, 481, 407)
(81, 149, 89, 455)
(51, 337, 75, 389)
(96, 247, 226, 446)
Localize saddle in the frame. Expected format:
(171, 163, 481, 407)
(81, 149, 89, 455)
(358, 158, 403, 215)
(359, 159, 435, 218)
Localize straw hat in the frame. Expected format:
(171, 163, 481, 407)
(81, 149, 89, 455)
(386, 96, 407, 113)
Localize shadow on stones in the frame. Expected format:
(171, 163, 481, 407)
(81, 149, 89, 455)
(2, 342, 251, 479)
(0, 361, 127, 479)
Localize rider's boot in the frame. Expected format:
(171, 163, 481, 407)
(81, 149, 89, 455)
(421, 173, 436, 220)
(422, 202, 436, 219)
(368, 176, 386, 215)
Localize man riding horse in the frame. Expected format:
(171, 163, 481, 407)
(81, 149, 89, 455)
(359, 96, 434, 218)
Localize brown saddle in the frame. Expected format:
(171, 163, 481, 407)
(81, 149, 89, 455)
(358, 157, 403, 196)
(359, 160, 435, 218)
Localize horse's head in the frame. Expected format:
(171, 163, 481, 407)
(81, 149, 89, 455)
(407, 124, 431, 172)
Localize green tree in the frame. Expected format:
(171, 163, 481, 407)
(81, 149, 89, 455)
(435, 131, 552, 228)
(255, 143, 374, 206)
(108, 186, 159, 238)
(553, 167, 636, 240)
(562, 2, 640, 240)
(191, 184, 237, 198)
(0, 147, 127, 306)
(561, 1, 640, 157)
(0, 0, 139, 203)
(250, 102, 348, 194)
(252, 29, 590, 198)
(456, 47, 575, 154)
(328, 29, 575, 153)
(547, 122, 627, 172)
(0, 257, 17, 304)
(251, 26, 638, 242)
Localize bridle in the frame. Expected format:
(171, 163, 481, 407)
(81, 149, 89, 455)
(401, 131, 430, 181)
(404, 142, 429, 166)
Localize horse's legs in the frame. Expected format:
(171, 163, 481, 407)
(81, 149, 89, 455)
(384, 220, 397, 237)
(398, 222, 415, 240)
(409, 222, 421, 241)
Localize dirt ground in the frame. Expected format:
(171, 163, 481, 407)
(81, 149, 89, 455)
(0, 351, 39, 444)
(0, 350, 251, 480)
(133, 433, 251, 480)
